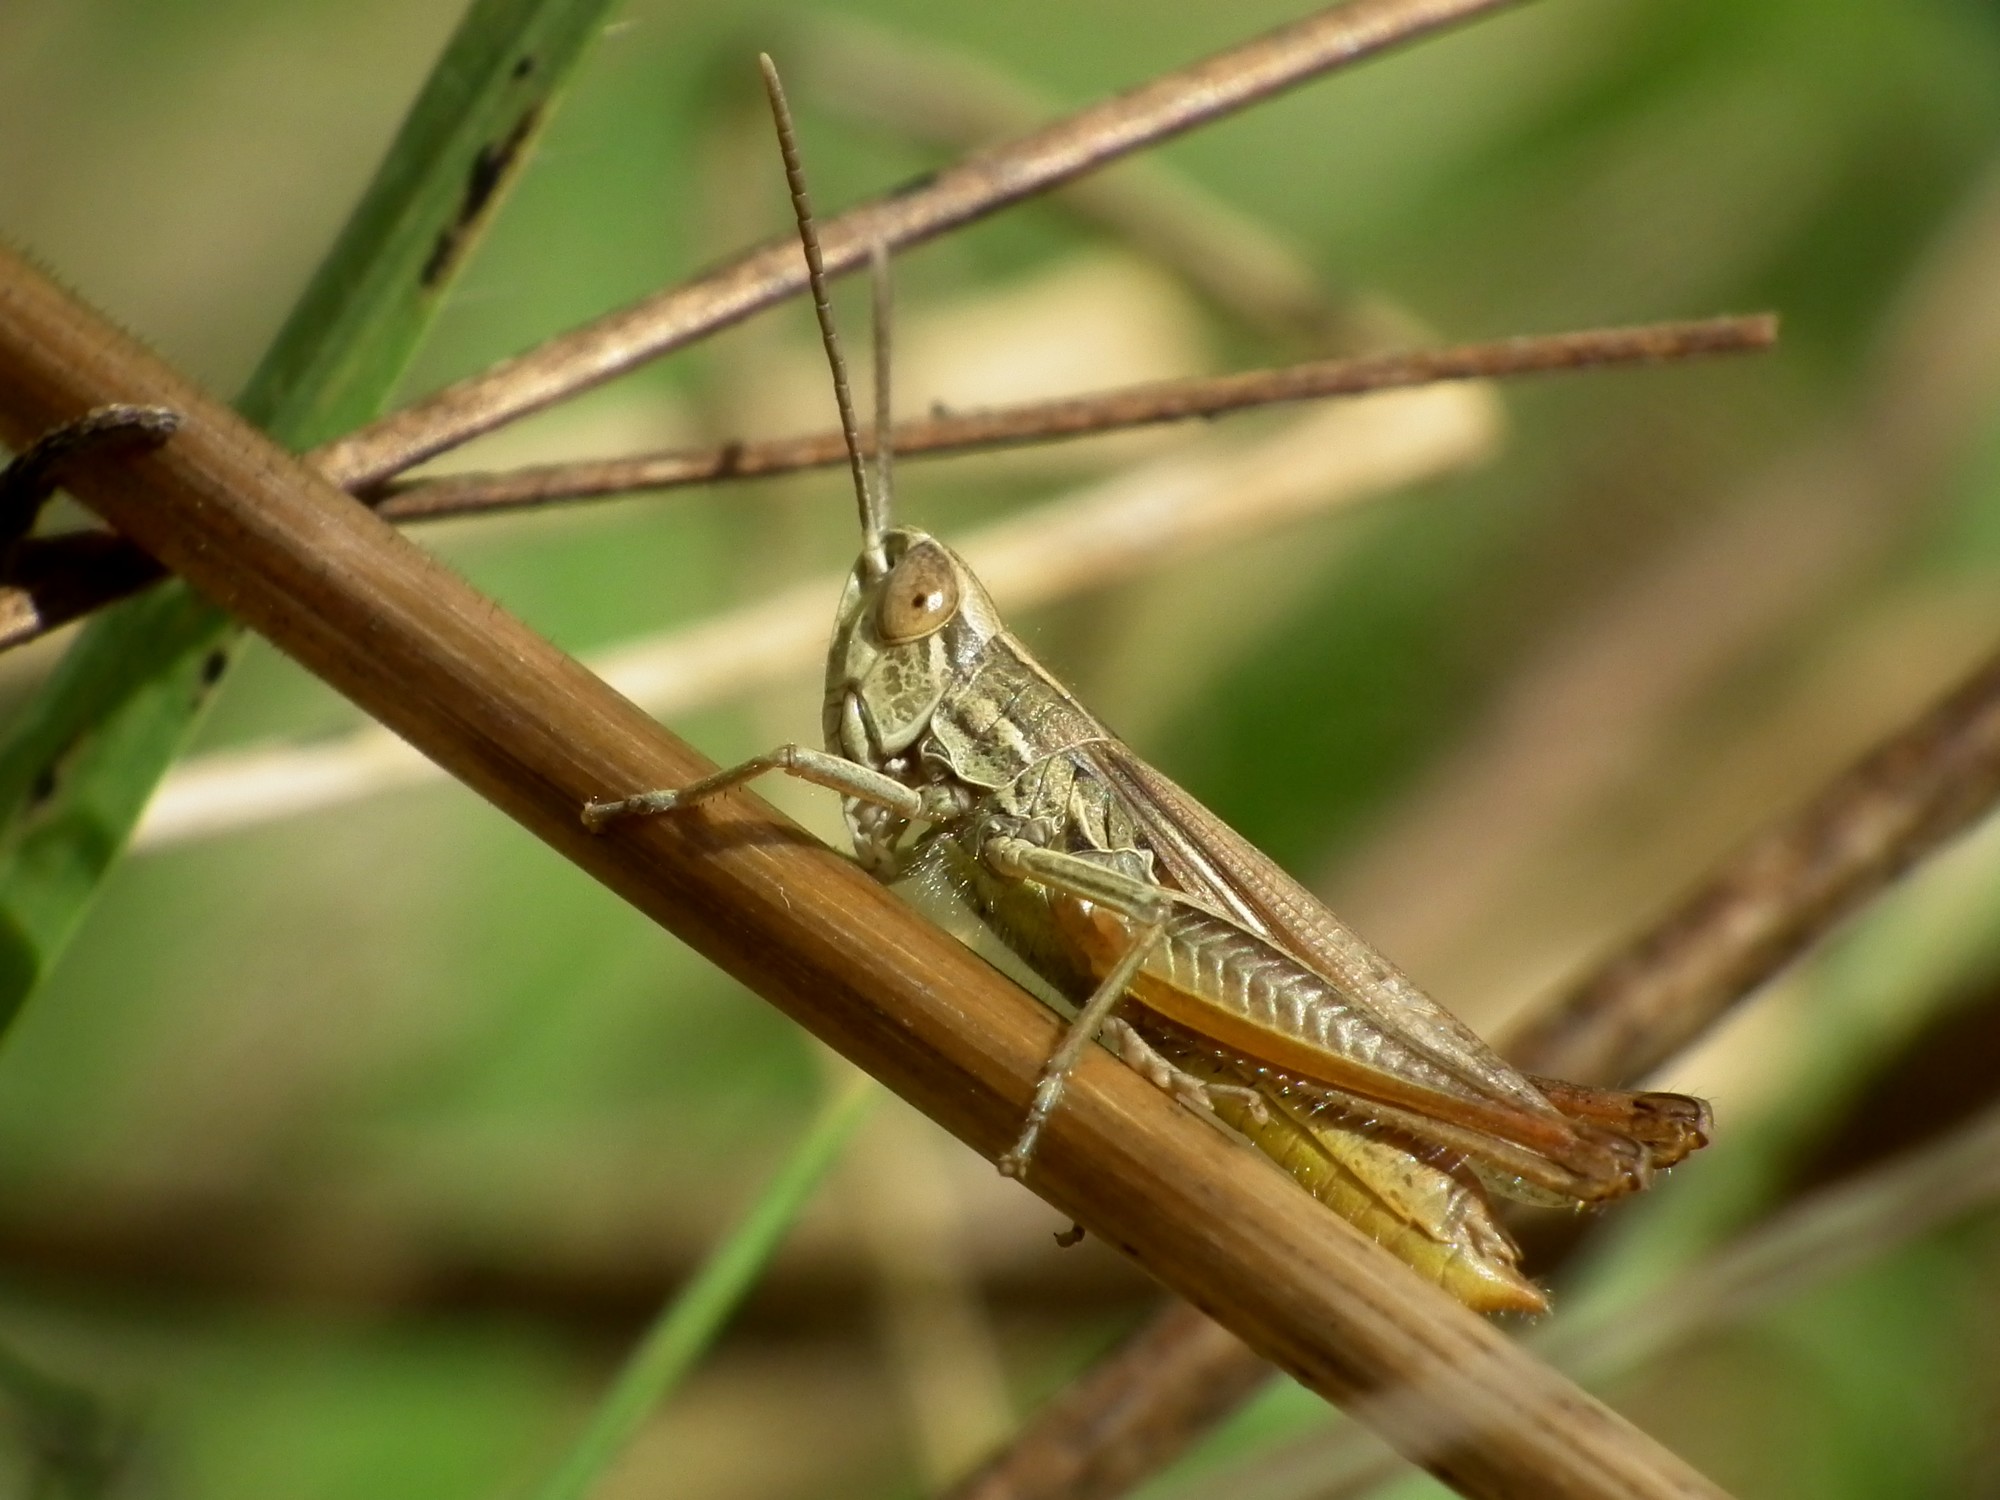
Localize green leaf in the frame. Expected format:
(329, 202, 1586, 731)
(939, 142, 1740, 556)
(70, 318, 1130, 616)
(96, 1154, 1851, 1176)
(529, 1082, 877, 1500)
(0, 0, 623, 1037)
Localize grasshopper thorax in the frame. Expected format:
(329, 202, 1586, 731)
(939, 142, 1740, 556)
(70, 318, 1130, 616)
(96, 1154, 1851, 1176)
(822, 527, 1004, 778)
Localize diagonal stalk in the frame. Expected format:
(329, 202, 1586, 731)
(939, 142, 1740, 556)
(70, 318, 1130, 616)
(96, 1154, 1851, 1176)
(0, 241, 1729, 1500)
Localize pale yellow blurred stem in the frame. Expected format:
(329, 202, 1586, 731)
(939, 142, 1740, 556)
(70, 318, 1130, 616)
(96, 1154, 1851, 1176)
(133, 382, 1499, 849)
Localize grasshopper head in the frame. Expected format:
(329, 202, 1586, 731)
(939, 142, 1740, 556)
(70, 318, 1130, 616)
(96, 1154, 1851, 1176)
(823, 526, 1003, 771)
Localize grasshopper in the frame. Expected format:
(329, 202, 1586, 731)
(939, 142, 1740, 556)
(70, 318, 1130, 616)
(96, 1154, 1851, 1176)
(584, 56, 1710, 1315)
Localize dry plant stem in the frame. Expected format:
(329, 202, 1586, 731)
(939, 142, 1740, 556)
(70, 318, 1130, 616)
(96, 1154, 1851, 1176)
(1506, 639, 2000, 1083)
(313, 0, 1532, 490)
(0, 254, 1725, 1500)
(0, 315, 1770, 649)
(377, 316, 1772, 520)
(951, 609, 2000, 1500)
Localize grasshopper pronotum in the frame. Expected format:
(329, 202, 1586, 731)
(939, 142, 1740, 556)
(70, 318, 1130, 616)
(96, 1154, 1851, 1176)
(584, 55, 1710, 1315)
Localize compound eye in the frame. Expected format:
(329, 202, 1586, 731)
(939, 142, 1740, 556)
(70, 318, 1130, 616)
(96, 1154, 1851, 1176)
(876, 542, 961, 644)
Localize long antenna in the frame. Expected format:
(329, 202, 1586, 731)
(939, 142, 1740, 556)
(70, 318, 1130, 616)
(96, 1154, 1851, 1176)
(868, 241, 896, 528)
(758, 53, 888, 578)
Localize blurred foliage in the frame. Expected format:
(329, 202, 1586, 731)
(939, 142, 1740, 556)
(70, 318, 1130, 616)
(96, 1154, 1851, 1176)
(2, 1, 1999, 1498)
(529, 1082, 873, 1500)
(0, 0, 616, 1051)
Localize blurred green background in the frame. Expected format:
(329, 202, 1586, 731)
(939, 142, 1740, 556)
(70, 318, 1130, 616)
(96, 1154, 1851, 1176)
(4, 1, 2000, 1496)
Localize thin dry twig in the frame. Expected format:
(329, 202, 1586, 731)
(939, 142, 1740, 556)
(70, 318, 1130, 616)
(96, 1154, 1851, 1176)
(0, 315, 1771, 653)
(950, 608, 2000, 1500)
(377, 316, 1773, 520)
(0, 237, 1728, 1500)
(312, 0, 1534, 492)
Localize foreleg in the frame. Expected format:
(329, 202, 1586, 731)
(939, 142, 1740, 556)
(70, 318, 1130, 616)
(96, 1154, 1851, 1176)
(583, 745, 924, 830)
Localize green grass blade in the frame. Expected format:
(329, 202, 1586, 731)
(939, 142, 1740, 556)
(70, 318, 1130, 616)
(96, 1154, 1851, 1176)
(238, 0, 624, 444)
(0, 0, 622, 1036)
(529, 1082, 878, 1500)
